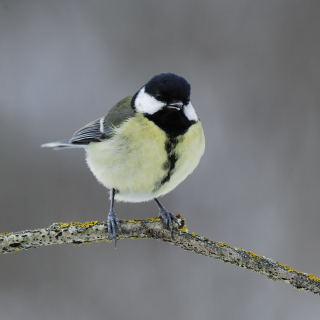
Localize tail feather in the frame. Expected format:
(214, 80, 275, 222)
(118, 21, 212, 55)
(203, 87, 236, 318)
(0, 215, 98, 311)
(41, 139, 87, 150)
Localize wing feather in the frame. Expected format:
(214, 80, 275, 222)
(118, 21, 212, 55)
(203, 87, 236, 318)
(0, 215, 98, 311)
(70, 118, 113, 144)
(70, 95, 135, 144)
(42, 95, 135, 149)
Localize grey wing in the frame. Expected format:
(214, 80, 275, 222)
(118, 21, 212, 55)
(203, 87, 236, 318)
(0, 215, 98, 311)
(70, 117, 113, 144)
(42, 117, 113, 150)
(71, 95, 135, 144)
(42, 95, 135, 150)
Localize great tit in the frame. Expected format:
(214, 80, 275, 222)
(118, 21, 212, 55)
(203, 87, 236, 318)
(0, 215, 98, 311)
(42, 73, 205, 246)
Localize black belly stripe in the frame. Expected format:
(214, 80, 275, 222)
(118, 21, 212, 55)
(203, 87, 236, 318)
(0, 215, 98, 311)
(144, 109, 194, 192)
(153, 137, 180, 192)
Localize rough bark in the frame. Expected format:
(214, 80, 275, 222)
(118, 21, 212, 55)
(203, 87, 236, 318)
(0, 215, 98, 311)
(1, 215, 319, 295)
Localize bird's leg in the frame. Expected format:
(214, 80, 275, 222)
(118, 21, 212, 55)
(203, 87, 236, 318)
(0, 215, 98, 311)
(154, 198, 180, 236)
(107, 188, 122, 248)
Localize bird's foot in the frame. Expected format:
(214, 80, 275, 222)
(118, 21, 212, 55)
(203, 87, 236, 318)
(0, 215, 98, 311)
(159, 208, 180, 236)
(107, 209, 122, 248)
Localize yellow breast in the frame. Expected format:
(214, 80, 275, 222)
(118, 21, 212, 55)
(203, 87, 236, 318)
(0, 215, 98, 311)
(86, 113, 205, 202)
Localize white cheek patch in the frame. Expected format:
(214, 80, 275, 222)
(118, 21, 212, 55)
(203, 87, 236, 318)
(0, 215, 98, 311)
(134, 87, 166, 115)
(184, 102, 198, 121)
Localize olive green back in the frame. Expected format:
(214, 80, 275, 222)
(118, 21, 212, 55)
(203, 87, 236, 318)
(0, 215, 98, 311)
(104, 95, 136, 128)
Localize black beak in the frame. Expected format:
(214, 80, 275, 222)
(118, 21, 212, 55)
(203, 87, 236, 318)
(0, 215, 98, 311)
(167, 101, 183, 110)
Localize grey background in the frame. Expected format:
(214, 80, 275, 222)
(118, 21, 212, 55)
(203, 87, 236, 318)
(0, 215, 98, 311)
(1, 0, 320, 319)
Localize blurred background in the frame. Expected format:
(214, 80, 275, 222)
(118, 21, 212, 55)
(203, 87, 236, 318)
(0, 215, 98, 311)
(1, 0, 320, 319)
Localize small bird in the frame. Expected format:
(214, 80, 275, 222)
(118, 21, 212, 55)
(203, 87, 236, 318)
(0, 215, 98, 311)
(42, 73, 205, 246)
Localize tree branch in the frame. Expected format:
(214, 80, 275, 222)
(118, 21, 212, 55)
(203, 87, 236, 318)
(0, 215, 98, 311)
(1, 215, 319, 295)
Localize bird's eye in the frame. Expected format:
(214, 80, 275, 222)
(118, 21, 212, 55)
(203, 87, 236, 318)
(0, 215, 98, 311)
(155, 93, 162, 100)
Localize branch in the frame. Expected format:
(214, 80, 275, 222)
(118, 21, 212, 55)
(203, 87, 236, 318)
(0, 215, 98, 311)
(1, 215, 319, 295)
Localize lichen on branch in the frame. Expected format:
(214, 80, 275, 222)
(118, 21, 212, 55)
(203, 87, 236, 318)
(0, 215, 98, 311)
(1, 215, 319, 295)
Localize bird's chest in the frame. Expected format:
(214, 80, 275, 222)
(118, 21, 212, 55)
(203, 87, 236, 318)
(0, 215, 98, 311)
(86, 115, 204, 201)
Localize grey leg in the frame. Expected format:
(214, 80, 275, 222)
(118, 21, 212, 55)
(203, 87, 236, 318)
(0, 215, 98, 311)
(107, 188, 122, 248)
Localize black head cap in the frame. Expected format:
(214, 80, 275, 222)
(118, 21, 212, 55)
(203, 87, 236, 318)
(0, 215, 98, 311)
(144, 73, 191, 105)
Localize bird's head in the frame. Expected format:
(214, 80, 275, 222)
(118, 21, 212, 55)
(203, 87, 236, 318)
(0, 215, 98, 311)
(132, 73, 198, 122)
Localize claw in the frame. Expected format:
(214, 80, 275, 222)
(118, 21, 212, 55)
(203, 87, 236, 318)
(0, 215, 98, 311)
(154, 198, 180, 236)
(107, 209, 122, 248)
(159, 209, 180, 237)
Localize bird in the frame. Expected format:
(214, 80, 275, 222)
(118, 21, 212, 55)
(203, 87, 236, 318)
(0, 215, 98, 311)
(42, 73, 205, 247)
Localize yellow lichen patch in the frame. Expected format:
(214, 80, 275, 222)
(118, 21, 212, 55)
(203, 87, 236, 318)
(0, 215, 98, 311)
(178, 224, 189, 233)
(0, 232, 13, 237)
(126, 220, 137, 224)
(247, 251, 263, 260)
(276, 261, 296, 273)
(306, 273, 320, 282)
(192, 232, 199, 237)
(204, 236, 213, 241)
(58, 221, 100, 230)
(150, 217, 161, 223)
(215, 241, 233, 249)
(275, 261, 320, 282)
